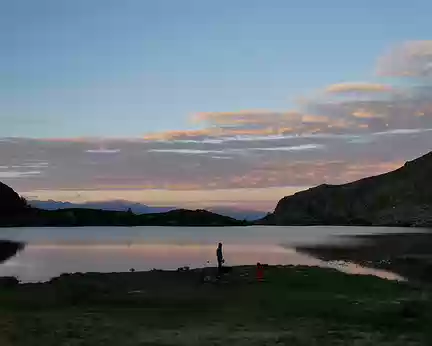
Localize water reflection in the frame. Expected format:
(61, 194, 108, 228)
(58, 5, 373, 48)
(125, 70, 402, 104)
(0, 243, 316, 282)
(0, 242, 402, 282)
(0, 226, 416, 282)
(326, 260, 403, 281)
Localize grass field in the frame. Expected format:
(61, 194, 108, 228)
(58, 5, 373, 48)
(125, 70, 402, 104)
(0, 265, 430, 345)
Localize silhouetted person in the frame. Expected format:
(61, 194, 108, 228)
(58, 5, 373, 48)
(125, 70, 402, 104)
(217, 242, 224, 277)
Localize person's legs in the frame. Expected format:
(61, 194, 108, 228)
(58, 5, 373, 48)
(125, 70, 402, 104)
(217, 260, 222, 278)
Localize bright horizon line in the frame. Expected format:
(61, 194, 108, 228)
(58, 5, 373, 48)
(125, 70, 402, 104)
(20, 186, 310, 212)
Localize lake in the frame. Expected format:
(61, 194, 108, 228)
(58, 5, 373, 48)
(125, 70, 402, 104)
(0, 226, 421, 282)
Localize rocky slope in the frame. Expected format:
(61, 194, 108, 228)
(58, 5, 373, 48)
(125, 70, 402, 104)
(263, 151, 432, 227)
(0, 182, 30, 226)
(0, 182, 27, 216)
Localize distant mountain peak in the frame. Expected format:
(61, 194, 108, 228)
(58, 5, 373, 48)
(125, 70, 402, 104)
(29, 200, 267, 221)
(29, 200, 174, 215)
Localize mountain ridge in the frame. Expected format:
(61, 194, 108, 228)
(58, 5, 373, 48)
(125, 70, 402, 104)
(29, 200, 174, 214)
(28, 200, 266, 221)
(0, 186, 248, 227)
(261, 151, 432, 227)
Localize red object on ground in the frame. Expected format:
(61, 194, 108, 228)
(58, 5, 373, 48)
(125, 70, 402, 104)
(256, 262, 264, 282)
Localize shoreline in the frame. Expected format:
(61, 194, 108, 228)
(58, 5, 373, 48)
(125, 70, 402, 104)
(296, 231, 432, 284)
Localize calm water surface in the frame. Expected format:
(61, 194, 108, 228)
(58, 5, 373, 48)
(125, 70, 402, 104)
(0, 226, 420, 282)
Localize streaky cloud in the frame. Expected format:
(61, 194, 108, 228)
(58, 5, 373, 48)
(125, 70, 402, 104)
(324, 82, 393, 94)
(148, 149, 225, 154)
(85, 149, 121, 154)
(250, 144, 324, 151)
(0, 171, 42, 178)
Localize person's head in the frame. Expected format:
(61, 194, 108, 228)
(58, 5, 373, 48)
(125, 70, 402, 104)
(218, 242, 222, 249)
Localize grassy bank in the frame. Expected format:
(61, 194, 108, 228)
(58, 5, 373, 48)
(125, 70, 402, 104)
(0, 265, 431, 345)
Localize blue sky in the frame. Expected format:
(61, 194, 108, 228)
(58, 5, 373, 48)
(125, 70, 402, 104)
(2, 0, 431, 137)
(1, 0, 432, 210)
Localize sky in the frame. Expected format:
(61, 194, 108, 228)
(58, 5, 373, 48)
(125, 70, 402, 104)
(1, 0, 432, 211)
